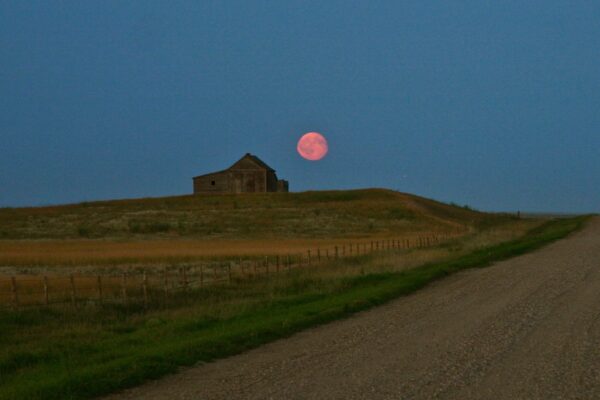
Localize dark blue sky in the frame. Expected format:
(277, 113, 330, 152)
(1, 1, 599, 212)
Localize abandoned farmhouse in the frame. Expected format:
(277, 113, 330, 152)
(193, 153, 289, 194)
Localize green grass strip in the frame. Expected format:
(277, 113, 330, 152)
(0, 216, 589, 400)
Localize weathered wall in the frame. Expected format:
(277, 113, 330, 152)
(277, 180, 289, 192)
(231, 170, 266, 193)
(266, 171, 278, 192)
(194, 170, 267, 194)
(193, 172, 230, 194)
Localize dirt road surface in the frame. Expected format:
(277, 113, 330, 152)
(104, 218, 600, 400)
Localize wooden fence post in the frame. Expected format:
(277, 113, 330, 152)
(43, 276, 49, 306)
(121, 273, 128, 305)
(11, 276, 18, 309)
(308, 250, 311, 266)
(335, 246, 338, 259)
(97, 276, 102, 304)
(287, 254, 291, 271)
(276, 255, 280, 273)
(183, 266, 188, 293)
(69, 274, 76, 306)
(142, 271, 148, 309)
(200, 265, 204, 287)
(265, 256, 269, 275)
(163, 268, 168, 305)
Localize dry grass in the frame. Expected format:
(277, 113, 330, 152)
(0, 188, 509, 268)
(0, 189, 490, 240)
(0, 231, 457, 268)
(0, 188, 522, 308)
(295, 218, 542, 281)
(0, 219, 539, 308)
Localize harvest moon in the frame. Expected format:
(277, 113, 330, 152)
(297, 132, 328, 161)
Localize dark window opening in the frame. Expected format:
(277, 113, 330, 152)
(211, 180, 216, 186)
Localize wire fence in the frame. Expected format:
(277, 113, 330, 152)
(0, 234, 457, 310)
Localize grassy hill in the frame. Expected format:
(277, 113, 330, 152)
(0, 189, 505, 240)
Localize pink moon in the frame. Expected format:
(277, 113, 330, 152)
(297, 132, 328, 161)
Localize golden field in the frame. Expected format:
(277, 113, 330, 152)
(0, 188, 523, 307)
(0, 189, 494, 268)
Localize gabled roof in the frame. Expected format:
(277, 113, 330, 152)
(193, 153, 275, 179)
(192, 168, 228, 179)
(230, 153, 275, 172)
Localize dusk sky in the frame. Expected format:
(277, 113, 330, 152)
(1, 1, 599, 212)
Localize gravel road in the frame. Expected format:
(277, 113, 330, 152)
(104, 217, 600, 400)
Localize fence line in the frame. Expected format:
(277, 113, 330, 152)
(0, 233, 459, 310)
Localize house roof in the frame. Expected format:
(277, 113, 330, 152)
(193, 153, 275, 179)
(231, 153, 275, 172)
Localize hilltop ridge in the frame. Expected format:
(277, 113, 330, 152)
(0, 189, 507, 240)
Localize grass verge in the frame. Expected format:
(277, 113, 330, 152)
(0, 216, 589, 400)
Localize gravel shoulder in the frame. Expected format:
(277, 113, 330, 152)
(103, 217, 600, 400)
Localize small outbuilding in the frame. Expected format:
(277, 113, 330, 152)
(193, 153, 289, 194)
